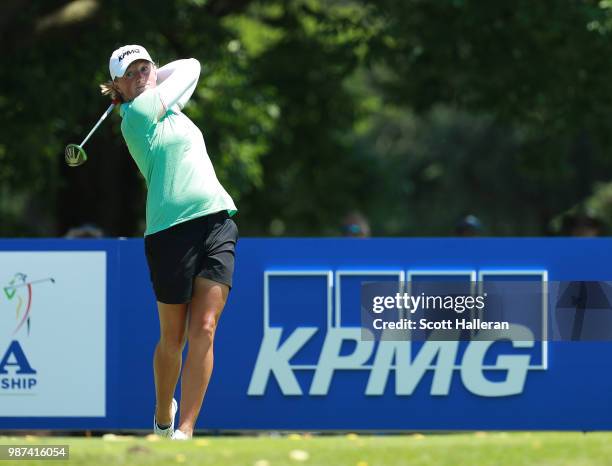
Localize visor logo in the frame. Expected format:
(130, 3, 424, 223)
(118, 49, 140, 61)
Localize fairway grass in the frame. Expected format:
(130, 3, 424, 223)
(1, 432, 611, 466)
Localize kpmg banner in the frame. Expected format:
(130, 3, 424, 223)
(0, 238, 611, 430)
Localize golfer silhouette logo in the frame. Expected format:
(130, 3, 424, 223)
(3, 273, 55, 336)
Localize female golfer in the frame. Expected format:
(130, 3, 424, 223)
(101, 45, 238, 439)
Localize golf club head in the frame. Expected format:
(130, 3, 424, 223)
(65, 144, 88, 167)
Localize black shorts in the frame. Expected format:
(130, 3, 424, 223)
(144, 211, 238, 304)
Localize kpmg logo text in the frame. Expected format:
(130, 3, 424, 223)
(248, 269, 548, 398)
(118, 49, 140, 61)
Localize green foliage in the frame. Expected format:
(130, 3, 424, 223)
(2, 0, 612, 236)
(358, 0, 612, 234)
(238, 1, 377, 235)
(353, 105, 546, 235)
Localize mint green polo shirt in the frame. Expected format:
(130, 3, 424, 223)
(119, 89, 237, 236)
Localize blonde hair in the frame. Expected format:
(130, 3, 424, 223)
(100, 80, 123, 103)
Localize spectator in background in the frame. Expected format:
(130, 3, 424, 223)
(341, 211, 371, 238)
(561, 213, 606, 237)
(64, 223, 104, 238)
(454, 214, 483, 237)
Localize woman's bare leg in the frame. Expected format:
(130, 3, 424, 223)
(154, 302, 188, 425)
(177, 278, 229, 436)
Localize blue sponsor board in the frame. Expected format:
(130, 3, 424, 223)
(0, 238, 611, 430)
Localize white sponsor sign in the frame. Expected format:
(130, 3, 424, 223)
(0, 252, 106, 416)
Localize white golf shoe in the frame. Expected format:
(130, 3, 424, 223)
(172, 429, 190, 440)
(153, 398, 177, 438)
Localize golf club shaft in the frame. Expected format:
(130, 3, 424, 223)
(4, 278, 55, 290)
(79, 103, 116, 147)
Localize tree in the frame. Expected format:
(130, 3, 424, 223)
(360, 0, 612, 234)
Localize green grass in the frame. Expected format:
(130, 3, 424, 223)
(2, 432, 612, 466)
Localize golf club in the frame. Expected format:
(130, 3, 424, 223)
(4, 277, 56, 291)
(64, 103, 115, 167)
